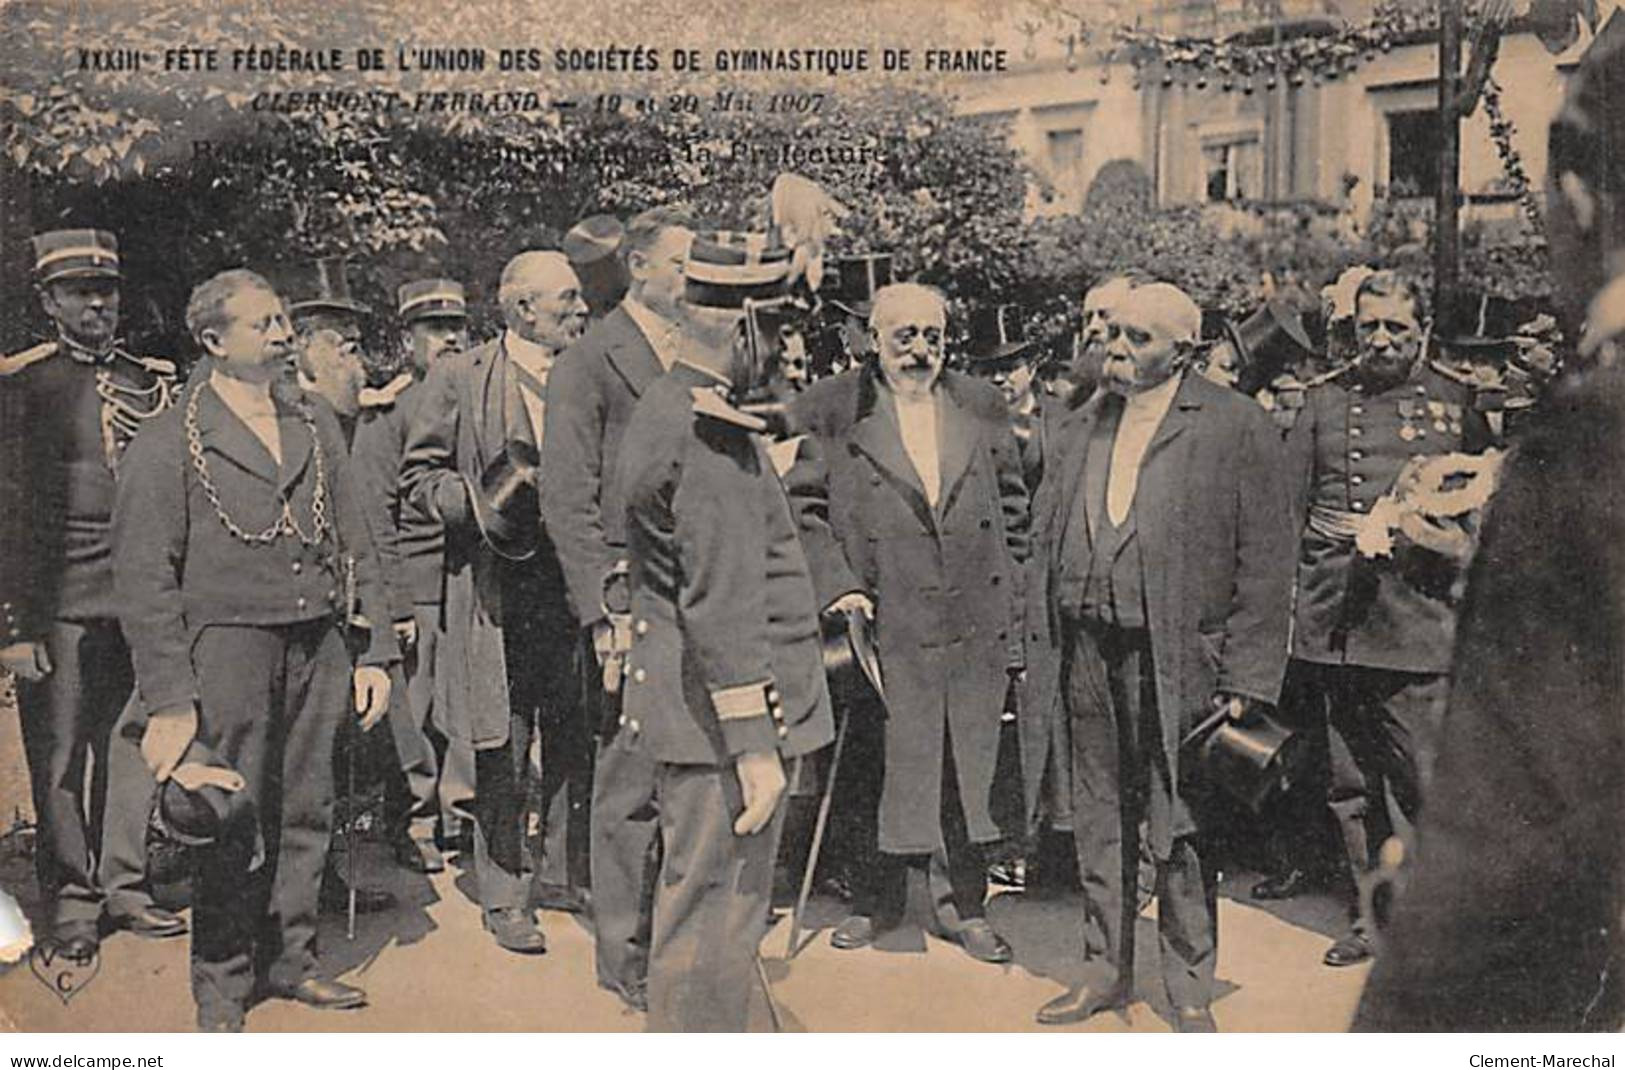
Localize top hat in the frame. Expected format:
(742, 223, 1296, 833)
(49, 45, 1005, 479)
(563, 214, 630, 319)
(287, 256, 370, 318)
(31, 229, 120, 286)
(466, 439, 540, 562)
(1222, 298, 1319, 394)
(397, 278, 468, 324)
(967, 303, 1035, 364)
(684, 231, 794, 310)
(1182, 705, 1310, 813)
(820, 605, 885, 706)
(153, 739, 257, 850)
(1438, 292, 1521, 353)
(820, 254, 893, 319)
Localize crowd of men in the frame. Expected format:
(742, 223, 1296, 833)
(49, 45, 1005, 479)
(3, 31, 1623, 1034)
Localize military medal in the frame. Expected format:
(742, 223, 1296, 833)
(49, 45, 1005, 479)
(1400, 425, 1417, 441)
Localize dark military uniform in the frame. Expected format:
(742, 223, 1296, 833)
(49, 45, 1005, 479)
(618, 362, 834, 1031)
(0, 335, 177, 937)
(113, 367, 395, 1022)
(1286, 357, 1493, 931)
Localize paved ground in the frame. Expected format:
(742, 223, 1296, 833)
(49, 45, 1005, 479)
(0, 699, 1369, 1033)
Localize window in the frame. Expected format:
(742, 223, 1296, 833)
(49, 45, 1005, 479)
(1202, 138, 1257, 202)
(1047, 128, 1084, 186)
(1387, 109, 1439, 197)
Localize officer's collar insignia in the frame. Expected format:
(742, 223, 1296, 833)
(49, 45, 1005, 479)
(690, 386, 768, 432)
(0, 341, 58, 377)
(359, 372, 415, 409)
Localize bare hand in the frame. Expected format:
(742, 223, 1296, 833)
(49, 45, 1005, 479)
(826, 591, 874, 621)
(353, 666, 391, 732)
(393, 619, 418, 650)
(170, 763, 245, 793)
(733, 749, 786, 837)
(141, 704, 199, 782)
(0, 641, 51, 682)
(1214, 693, 1249, 723)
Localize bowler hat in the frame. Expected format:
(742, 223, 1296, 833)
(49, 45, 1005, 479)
(467, 439, 540, 562)
(967, 303, 1035, 364)
(820, 254, 893, 319)
(287, 255, 370, 318)
(31, 229, 120, 285)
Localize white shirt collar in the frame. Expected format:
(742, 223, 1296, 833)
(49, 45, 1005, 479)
(503, 328, 558, 380)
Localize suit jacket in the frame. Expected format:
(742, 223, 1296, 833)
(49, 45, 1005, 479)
(1028, 372, 1294, 855)
(399, 335, 572, 750)
(542, 303, 667, 626)
(788, 366, 1028, 853)
(113, 366, 395, 720)
(1354, 366, 1625, 1031)
(352, 374, 444, 620)
(1286, 361, 1492, 674)
(618, 363, 833, 766)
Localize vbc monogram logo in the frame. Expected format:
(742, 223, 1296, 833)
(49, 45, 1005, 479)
(29, 940, 101, 1005)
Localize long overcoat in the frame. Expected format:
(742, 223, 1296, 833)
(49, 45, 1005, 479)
(789, 366, 1028, 854)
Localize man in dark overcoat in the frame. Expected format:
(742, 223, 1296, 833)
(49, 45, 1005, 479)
(400, 250, 590, 953)
(1029, 281, 1294, 1031)
(113, 269, 396, 1030)
(789, 282, 1029, 964)
(542, 207, 692, 1009)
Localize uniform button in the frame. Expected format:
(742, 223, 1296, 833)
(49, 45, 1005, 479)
(632, 667, 647, 683)
(1351, 501, 1366, 511)
(618, 714, 627, 727)
(1351, 475, 1364, 485)
(327, 589, 337, 601)
(292, 561, 302, 574)
(1349, 450, 1363, 460)
(1415, 385, 1427, 394)
(296, 596, 307, 609)
(767, 687, 781, 703)
(777, 724, 790, 740)
(634, 619, 649, 635)
(1350, 427, 1363, 437)
(1350, 405, 1364, 416)
(628, 719, 641, 733)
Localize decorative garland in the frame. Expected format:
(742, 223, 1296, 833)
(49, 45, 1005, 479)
(1480, 73, 1544, 233)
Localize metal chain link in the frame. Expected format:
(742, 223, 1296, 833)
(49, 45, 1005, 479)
(184, 384, 331, 548)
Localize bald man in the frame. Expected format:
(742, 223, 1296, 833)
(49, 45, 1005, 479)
(1029, 281, 1294, 1031)
(401, 250, 590, 953)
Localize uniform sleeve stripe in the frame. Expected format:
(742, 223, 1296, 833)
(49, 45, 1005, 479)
(711, 681, 771, 721)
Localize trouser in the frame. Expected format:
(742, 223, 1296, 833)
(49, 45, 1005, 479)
(470, 608, 584, 913)
(188, 620, 347, 1018)
(851, 721, 988, 927)
(1259, 660, 1363, 879)
(646, 759, 787, 1033)
(1067, 622, 1217, 1010)
(1313, 663, 1448, 934)
(17, 617, 155, 930)
(590, 723, 661, 994)
(386, 604, 475, 842)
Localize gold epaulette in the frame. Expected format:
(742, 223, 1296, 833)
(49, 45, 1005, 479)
(690, 386, 768, 433)
(0, 341, 58, 377)
(1301, 363, 1352, 389)
(1428, 358, 1478, 387)
(359, 372, 415, 409)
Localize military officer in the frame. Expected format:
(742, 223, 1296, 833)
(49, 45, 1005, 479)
(352, 279, 473, 873)
(0, 228, 184, 956)
(617, 234, 834, 1031)
(113, 268, 395, 1030)
(1286, 269, 1494, 968)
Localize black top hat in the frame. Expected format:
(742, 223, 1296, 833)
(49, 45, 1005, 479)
(820, 254, 893, 319)
(287, 256, 370, 318)
(1438, 292, 1521, 352)
(467, 439, 540, 562)
(967, 303, 1035, 364)
(820, 605, 885, 705)
(1221, 298, 1320, 394)
(153, 740, 257, 849)
(564, 214, 630, 319)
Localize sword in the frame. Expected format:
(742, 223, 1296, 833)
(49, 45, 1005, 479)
(344, 553, 358, 942)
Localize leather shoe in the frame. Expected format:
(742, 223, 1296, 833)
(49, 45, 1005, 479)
(829, 914, 876, 950)
(1035, 984, 1128, 1026)
(604, 979, 648, 1013)
(198, 1009, 245, 1033)
(1250, 868, 1311, 901)
(268, 977, 367, 1010)
(950, 918, 1013, 964)
(319, 879, 397, 915)
(107, 904, 188, 939)
(534, 882, 590, 915)
(1173, 1005, 1218, 1033)
(483, 907, 547, 954)
(395, 837, 445, 874)
(987, 858, 1028, 889)
(1323, 931, 1374, 967)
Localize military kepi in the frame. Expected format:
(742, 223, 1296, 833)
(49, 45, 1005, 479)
(32, 229, 120, 285)
(397, 278, 468, 323)
(684, 231, 794, 309)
